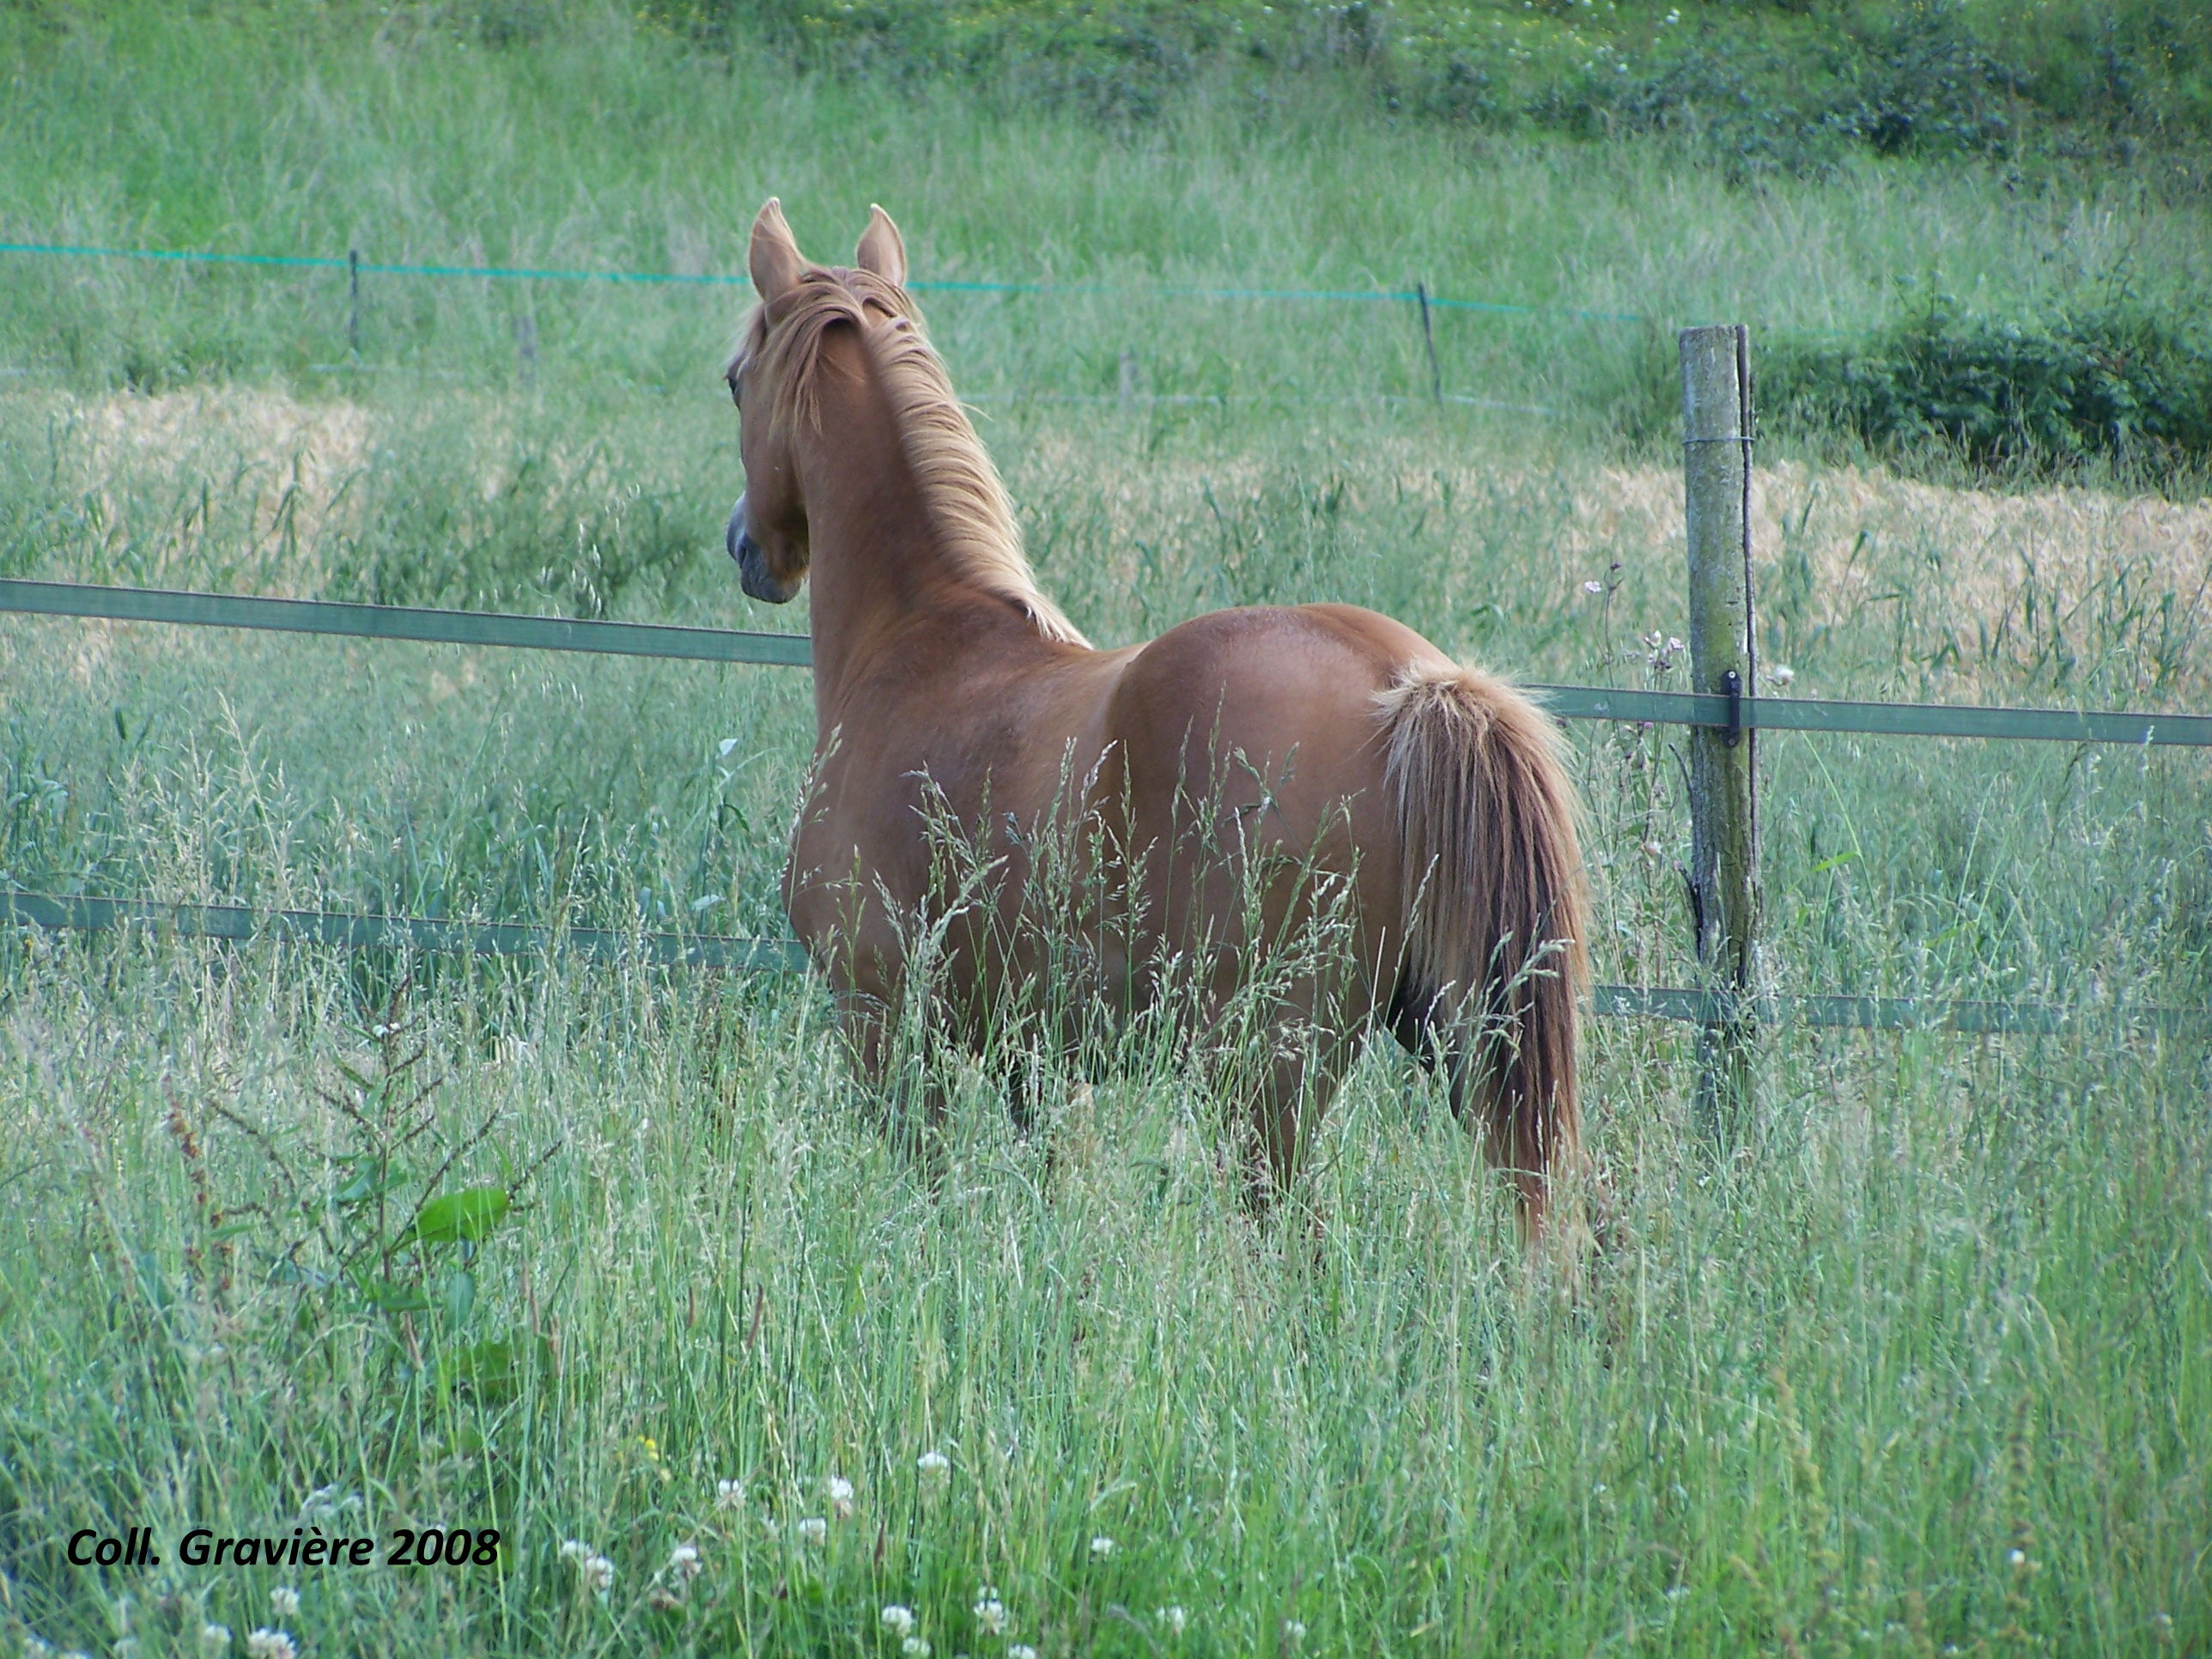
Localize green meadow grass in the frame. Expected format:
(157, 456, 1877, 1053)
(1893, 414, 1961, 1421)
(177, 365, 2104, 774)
(2, 4, 2209, 1656)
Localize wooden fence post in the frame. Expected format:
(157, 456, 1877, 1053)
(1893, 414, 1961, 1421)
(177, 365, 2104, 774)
(1680, 324, 1759, 1144)
(1415, 282, 1442, 404)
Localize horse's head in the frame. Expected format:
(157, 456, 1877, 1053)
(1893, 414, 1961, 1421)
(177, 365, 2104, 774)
(723, 198, 909, 605)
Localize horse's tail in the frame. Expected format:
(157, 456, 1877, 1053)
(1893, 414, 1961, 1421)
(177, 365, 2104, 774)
(1378, 662, 1590, 1236)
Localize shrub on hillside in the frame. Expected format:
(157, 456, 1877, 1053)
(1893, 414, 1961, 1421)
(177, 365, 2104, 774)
(649, 0, 2211, 166)
(1765, 295, 2212, 477)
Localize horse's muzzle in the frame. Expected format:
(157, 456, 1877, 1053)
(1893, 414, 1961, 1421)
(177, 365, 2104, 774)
(727, 493, 799, 605)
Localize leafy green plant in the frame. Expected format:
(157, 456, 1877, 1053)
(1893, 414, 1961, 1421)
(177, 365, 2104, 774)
(217, 977, 556, 1401)
(1766, 290, 2212, 480)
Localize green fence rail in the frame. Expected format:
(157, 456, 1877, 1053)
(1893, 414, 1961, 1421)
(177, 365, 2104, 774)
(6, 579, 2209, 1036)
(5, 579, 2209, 745)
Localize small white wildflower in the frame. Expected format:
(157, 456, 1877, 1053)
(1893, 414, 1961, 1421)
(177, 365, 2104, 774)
(973, 1589, 1007, 1635)
(1158, 1604, 1188, 1636)
(881, 1605, 917, 1638)
(902, 1640, 931, 1659)
(245, 1633, 296, 1659)
(1284, 1620, 1308, 1646)
(559, 1539, 591, 1564)
(826, 1474, 855, 1518)
(1583, 580, 1605, 595)
(1641, 839, 1665, 859)
(199, 1626, 232, 1657)
(797, 1516, 828, 1545)
(917, 1449, 951, 1486)
(1769, 663, 1796, 685)
(270, 1587, 301, 1620)
(715, 1478, 744, 1510)
(584, 1553, 616, 1596)
(969, 1583, 1004, 1637)
(2008, 1548, 2027, 1568)
(1089, 1535, 1115, 1560)
(670, 1541, 702, 1581)
(1010, 1648, 1039, 1659)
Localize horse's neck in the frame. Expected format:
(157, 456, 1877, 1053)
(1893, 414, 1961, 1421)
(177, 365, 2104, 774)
(797, 334, 1004, 716)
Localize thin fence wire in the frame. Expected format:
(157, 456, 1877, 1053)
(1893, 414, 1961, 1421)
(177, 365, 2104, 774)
(3, 578, 2207, 1036)
(0, 239, 1646, 320)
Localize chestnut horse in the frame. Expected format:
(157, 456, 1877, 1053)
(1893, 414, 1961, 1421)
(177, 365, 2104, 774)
(725, 200, 1589, 1237)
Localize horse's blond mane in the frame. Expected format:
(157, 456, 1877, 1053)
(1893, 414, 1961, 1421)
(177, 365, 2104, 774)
(731, 267, 1088, 647)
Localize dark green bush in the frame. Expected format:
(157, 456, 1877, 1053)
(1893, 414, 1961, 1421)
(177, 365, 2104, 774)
(1765, 294, 2212, 477)
(651, 1, 2211, 167)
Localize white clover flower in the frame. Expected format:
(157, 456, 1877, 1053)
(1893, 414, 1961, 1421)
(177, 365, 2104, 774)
(270, 1586, 301, 1620)
(973, 1589, 1007, 1635)
(902, 1641, 931, 1658)
(1158, 1604, 1188, 1636)
(797, 1516, 828, 1545)
(670, 1541, 702, 1581)
(2008, 1548, 2026, 1568)
(881, 1605, 917, 1638)
(1769, 664, 1796, 686)
(1583, 580, 1605, 595)
(584, 1554, 616, 1596)
(1010, 1647, 1039, 1659)
(245, 1633, 296, 1659)
(559, 1539, 591, 1564)
(199, 1626, 232, 1657)
(826, 1475, 855, 1518)
(715, 1478, 744, 1510)
(1284, 1620, 1308, 1646)
(917, 1449, 951, 1486)
(1089, 1535, 1115, 1560)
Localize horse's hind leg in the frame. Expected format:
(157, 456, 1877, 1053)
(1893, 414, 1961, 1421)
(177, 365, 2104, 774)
(832, 982, 953, 1152)
(1213, 968, 1363, 1209)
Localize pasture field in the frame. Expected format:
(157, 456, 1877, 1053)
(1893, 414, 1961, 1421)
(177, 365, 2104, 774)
(3, 4, 2210, 1656)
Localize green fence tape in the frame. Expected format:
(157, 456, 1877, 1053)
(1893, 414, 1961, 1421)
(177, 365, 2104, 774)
(2, 891, 810, 972)
(6, 580, 2209, 744)
(9, 892, 2203, 1035)
(0, 578, 811, 666)
(1526, 684, 2212, 746)
(1590, 982, 2208, 1037)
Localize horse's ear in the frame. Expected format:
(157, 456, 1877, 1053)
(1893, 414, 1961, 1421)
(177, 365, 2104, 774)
(854, 204, 907, 287)
(750, 198, 805, 305)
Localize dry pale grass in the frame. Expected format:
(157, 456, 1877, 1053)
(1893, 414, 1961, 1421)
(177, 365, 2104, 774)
(1017, 423, 2212, 703)
(20, 386, 2212, 703)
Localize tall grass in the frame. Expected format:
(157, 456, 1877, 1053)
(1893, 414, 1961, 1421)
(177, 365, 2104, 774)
(1, 4, 2209, 1656)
